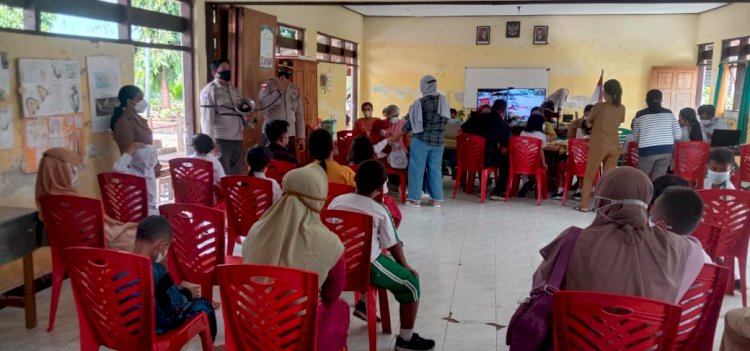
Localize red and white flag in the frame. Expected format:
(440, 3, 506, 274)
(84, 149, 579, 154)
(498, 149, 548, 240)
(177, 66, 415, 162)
(589, 70, 604, 104)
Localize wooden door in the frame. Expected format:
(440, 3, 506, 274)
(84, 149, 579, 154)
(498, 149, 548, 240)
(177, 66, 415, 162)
(649, 66, 698, 114)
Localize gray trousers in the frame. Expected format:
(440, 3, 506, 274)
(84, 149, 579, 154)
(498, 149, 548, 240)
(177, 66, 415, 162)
(217, 139, 244, 175)
(638, 153, 672, 180)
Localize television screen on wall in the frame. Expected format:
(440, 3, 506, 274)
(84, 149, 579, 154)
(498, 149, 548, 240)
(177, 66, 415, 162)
(476, 88, 546, 121)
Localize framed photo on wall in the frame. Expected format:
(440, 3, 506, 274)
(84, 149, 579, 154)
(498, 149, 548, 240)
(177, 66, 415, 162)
(533, 26, 549, 45)
(506, 21, 520, 38)
(476, 26, 490, 45)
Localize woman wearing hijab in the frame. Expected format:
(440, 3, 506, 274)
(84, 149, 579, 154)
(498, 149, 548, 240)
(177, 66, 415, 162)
(576, 79, 626, 212)
(35, 148, 137, 252)
(113, 142, 160, 215)
(389, 75, 450, 208)
(532, 167, 704, 303)
(111, 85, 154, 155)
(242, 164, 348, 351)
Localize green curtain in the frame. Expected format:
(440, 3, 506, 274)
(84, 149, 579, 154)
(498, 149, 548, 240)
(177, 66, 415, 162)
(738, 65, 750, 143)
(713, 63, 725, 106)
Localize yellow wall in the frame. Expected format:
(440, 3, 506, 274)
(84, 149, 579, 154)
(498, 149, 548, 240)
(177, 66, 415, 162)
(0, 32, 134, 208)
(361, 15, 698, 126)
(697, 3, 750, 101)
(317, 62, 349, 132)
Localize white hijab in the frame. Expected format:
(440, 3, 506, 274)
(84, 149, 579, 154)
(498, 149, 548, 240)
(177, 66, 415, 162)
(407, 75, 450, 134)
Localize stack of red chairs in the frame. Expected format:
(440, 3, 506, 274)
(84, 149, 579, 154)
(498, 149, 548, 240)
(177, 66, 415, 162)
(452, 134, 499, 203)
(505, 136, 547, 206)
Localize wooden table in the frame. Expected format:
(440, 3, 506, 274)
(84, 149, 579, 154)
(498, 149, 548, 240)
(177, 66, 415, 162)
(0, 207, 43, 329)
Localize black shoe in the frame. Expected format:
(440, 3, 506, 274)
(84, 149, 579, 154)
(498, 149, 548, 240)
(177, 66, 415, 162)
(551, 191, 564, 200)
(352, 300, 380, 322)
(395, 333, 436, 351)
(572, 192, 582, 201)
(736, 279, 742, 290)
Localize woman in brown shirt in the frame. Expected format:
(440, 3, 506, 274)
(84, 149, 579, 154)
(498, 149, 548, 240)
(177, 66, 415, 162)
(111, 85, 153, 154)
(577, 79, 625, 212)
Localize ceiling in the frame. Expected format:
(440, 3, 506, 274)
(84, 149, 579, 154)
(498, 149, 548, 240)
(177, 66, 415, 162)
(345, 3, 728, 17)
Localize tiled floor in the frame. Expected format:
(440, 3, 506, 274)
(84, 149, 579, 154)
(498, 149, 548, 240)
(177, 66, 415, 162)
(0, 181, 744, 351)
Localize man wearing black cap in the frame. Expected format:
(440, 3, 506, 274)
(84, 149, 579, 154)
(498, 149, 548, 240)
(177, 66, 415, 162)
(259, 60, 305, 152)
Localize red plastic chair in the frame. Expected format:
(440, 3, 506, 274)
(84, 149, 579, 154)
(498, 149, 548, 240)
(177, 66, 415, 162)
(505, 136, 547, 206)
(627, 141, 639, 168)
(336, 130, 355, 165)
(320, 209, 391, 351)
(561, 139, 599, 207)
(98, 172, 149, 223)
(221, 176, 274, 256)
(698, 189, 750, 305)
(159, 203, 225, 301)
(451, 134, 499, 203)
(675, 263, 730, 351)
(38, 194, 105, 332)
(217, 264, 318, 351)
(65, 247, 213, 351)
(734, 144, 750, 189)
(169, 158, 215, 206)
(386, 166, 407, 204)
(553, 291, 682, 351)
(266, 159, 297, 185)
(674, 142, 710, 189)
(325, 182, 356, 209)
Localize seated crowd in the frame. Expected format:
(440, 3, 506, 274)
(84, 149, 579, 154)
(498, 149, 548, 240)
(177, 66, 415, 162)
(32, 77, 750, 351)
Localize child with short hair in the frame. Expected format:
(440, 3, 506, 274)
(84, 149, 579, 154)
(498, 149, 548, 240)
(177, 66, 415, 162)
(246, 146, 282, 203)
(705, 148, 735, 190)
(189, 133, 226, 188)
(651, 174, 690, 206)
(133, 215, 217, 340)
(651, 186, 712, 264)
(328, 160, 435, 351)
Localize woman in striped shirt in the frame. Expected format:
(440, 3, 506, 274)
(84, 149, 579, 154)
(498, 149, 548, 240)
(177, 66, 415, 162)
(632, 89, 681, 180)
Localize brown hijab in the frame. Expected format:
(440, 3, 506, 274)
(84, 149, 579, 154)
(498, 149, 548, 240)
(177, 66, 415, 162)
(35, 148, 83, 219)
(534, 167, 704, 303)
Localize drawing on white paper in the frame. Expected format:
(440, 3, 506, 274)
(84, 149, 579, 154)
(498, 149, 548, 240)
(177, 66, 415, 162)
(25, 119, 48, 149)
(18, 59, 82, 117)
(86, 56, 121, 132)
(49, 116, 63, 137)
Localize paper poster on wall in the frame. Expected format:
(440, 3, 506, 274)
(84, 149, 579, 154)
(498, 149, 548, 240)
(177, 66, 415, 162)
(259, 25, 274, 70)
(0, 53, 13, 149)
(18, 59, 82, 118)
(23, 113, 85, 173)
(86, 56, 121, 133)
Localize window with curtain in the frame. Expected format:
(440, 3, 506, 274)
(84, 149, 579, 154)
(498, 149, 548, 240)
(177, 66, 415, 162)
(696, 43, 713, 106)
(720, 37, 749, 112)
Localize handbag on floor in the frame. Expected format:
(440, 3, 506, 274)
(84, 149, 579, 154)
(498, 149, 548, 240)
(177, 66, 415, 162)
(505, 226, 582, 351)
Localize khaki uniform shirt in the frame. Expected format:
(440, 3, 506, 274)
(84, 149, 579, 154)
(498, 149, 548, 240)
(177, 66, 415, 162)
(200, 79, 245, 141)
(259, 79, 305, 138)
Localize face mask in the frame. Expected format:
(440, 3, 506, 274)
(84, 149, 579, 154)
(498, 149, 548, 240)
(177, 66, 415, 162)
(70, 165, 79, 185)
(217, 70, 231, 82)
(594, 196, 648, 214)
(135, 100, 149, 114)
(648, 218, 673, 230)
(390, 116, 399, 124)
(707, 170, 730, 184)
(155, 248, 168, 263)
(701, 120, 713, 127)
(364, 111, 373, 118)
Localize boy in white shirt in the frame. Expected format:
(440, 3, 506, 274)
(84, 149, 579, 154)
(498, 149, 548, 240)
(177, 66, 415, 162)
(246, 146, 282, 204)
(705, 148, 736, 190)
(328, 160, 435, 351)
(188, 133, 226, 188)
(114, 142, 159, 215)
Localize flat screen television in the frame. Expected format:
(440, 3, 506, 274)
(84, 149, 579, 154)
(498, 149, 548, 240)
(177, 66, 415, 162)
(476, 88, 547, 121)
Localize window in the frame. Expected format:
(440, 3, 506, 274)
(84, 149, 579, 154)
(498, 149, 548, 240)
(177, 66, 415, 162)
(0, 4, 23, 30)
(696, 43, 713, 106)
(316, 32, 357, 65)
(277, 24, 303, 56)
(131, 0, 182, 16)
(721, 37, 750, 111)
(41, 12, 119, 39)
(131, 26, 182, 45)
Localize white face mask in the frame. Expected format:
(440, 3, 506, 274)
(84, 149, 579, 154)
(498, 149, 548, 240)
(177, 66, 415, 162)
(594, 196, 648, 214)
(69, 164, 79, 185)
(364, 111, 373, 118)
(155, 248, 167, 263)
(390, 116, 399, 124)
(135, 100, 149, 114)
(707, 170, 731, 185)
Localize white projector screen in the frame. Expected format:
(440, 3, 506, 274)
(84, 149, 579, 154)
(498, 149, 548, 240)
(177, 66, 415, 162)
(463, 67, 550, 108)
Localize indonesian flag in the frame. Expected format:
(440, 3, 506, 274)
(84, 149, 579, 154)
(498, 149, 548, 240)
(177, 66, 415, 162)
(590, 70, 604, 104)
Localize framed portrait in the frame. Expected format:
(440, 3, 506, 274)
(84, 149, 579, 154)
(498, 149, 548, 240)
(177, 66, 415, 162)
(533, 26, 549, 45)
(506, 21, 520, 38)
(476, 26, 490, 45)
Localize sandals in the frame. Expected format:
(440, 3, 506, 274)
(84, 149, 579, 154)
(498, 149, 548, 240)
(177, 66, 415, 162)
(573, 206, 592, 213)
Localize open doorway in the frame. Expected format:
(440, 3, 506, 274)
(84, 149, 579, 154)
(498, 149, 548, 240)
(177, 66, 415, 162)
(346, 65, 356, 130)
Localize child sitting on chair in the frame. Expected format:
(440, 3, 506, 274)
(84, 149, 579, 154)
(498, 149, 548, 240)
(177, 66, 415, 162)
(114, 142, 159, 215)
(705, 148, 736, 190)
(132, 216, 218, 341)
(328, 160, 435, 351)
(247, 146, 282, 204)
(189, 133, 226, 189)
(651, 186, 712, 264)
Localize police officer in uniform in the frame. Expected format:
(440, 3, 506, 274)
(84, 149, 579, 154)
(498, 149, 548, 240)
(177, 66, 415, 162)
(259, 60, 305, 152)
(199, 59, 250, 175)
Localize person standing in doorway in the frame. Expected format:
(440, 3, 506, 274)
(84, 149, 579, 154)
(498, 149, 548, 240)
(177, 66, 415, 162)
(259, 60, 305, 153)
(200, 59, 248, 175)
(576, 79, 626, 212)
